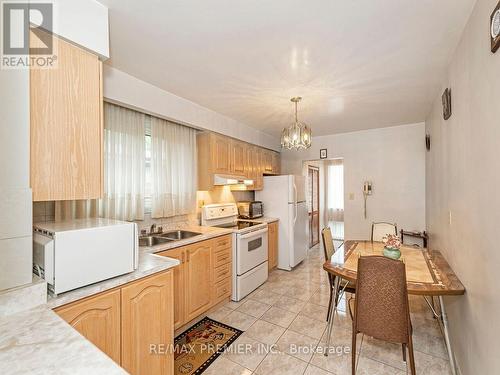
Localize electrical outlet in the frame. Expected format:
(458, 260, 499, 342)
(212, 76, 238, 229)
(448, 210, 452, 225)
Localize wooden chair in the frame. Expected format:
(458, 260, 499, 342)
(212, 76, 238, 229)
(350, 256, 415, 375)
(321, 227, 355, 322)
(371, 222, 397, 242)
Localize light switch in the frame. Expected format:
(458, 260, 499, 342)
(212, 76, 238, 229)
(349, 193, 355, 200)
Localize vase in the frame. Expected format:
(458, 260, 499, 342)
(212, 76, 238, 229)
(383, 246, 401, 260)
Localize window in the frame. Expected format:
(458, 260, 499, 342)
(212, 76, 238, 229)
(144, 116, 152, 214)
(101, 103, 197, 220)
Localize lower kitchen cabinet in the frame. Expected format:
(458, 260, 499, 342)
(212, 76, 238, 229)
(122, 271, 174, 375)
(157, 235, 232, 330)
(55, 270, 174, 375)
(268, 221, 279, 270)
(164, 247, 186, 330)
(185, 241, 213, 322)
(55, 289, 121, 364)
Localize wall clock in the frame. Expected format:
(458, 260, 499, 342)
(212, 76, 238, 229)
(491, 1, 500, 53)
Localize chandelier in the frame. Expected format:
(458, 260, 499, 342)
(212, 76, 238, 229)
(281, 97, 312, 150)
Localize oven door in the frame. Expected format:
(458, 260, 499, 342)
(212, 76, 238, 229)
(236, 227, 268, 275)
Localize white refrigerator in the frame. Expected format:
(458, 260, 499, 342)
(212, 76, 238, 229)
(256, 175, 308, 270)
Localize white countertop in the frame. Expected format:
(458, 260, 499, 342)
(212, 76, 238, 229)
(0, 305, 126, 375)
(1, 224, 233, 374)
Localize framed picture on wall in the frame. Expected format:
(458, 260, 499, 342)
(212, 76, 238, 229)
(320, 149, 327, 159)
(491, 1, 500, 53)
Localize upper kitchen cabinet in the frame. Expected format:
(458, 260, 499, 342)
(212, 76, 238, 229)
(262, 149, 281, 175)
(197, 132, 279, 190)
(230, 140, 247, 175)
(30, 31, 103, 201)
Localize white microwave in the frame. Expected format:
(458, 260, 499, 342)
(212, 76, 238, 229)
(33, 218, 139, 295)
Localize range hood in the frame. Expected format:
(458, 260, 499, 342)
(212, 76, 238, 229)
(213, 174, 254, 186)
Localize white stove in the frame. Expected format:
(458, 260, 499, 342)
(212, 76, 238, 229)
(201, 203, 268, 301)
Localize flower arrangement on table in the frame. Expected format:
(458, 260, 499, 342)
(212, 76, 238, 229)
(382, 234, 402, 260)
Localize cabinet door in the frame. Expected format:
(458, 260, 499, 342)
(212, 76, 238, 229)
(55, 289, 121, 364)
(231, 140, 246, 175)
(262, 149, 273, 174)
(268, 222, 279, 270)
(211, 134, 231, 174)
(157, 248, 186, 330)
(30, 31, 103, 201)
(185, 241, 213, 321)
(272, 152, 281, 175)
(121, 271, 174, 375)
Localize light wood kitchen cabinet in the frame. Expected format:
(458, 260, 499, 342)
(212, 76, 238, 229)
(230, 140, 247, 175)
(272, 152, 281, 175)
(268, 221, 279, 270)
(185, 241, 213, 321)
(164, 247, 186, 330)
(55, 289, 121, 364)
(121, 271, 174, 375)
(30, 31, 103, 201)
(262, 149, 274, 174)
(197, 132, 279, 190)
(212, 134, 231, 174)
(54, 270, 174, 375)
(157, 235, 232, 329)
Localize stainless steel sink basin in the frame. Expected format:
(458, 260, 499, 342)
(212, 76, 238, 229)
(159, 230, 202, 241)
(139, 236, 174, 247)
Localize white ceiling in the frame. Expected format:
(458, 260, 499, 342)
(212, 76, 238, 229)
(100, 0, 476, 137)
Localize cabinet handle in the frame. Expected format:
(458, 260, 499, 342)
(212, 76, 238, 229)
(182, 253, 185, 263)
(187, 251, 190, 262)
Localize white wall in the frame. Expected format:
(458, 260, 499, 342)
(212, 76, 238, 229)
(425, 0, 500, 373)
(51, 0, 109, 58)
(282, 123, 426, 240)
(103, 66, 280, 151)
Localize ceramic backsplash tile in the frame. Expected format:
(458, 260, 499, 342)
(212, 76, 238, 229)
(32, 187, 254, 231)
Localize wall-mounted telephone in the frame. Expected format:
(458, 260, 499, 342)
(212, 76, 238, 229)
(363, 181, 372, 219)
(363, 181, 373, 196)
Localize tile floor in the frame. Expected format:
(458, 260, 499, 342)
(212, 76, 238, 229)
(205, 245, 451, 375)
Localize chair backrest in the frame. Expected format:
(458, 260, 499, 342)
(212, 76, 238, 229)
(371, 222, 397, 242)
(354, 256, 410, 344)
(321, 227, 336, 261)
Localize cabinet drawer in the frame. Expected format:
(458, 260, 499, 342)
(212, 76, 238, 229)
(214, 277, 231, 301)
(214, 235, 231, 252)
(214, 247, 231, 267)
(214, 262, 231, 283)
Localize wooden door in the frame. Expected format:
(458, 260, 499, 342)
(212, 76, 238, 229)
(268, 222, 279, 270)
(121, 271, 174, 375)
(157, 247, 186, 330)
(308, 166, 320, 247)
(185, 241, 213, 321)
(55, 289, 121, 364)
(30, 31, 103, 201)
(212, 134, 231, 173)
(231, 140, 246, 175)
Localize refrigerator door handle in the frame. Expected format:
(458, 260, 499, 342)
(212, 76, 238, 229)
(293, 183, 298, 224)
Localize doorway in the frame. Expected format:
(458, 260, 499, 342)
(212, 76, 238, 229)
(308, 166, 320, 248)
(325, 159, 344, 241)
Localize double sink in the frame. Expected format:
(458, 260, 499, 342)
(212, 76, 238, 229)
(139, 230, 202, 247)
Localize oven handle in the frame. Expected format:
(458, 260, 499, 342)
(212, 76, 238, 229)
(238, 227, 268, 240)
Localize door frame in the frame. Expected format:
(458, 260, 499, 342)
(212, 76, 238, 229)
(308, 166, 320, 248)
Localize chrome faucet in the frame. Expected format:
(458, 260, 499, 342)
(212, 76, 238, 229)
(150, 223, 157, 234)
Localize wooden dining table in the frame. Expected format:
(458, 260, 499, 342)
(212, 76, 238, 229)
(322, 240, 465, 375)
